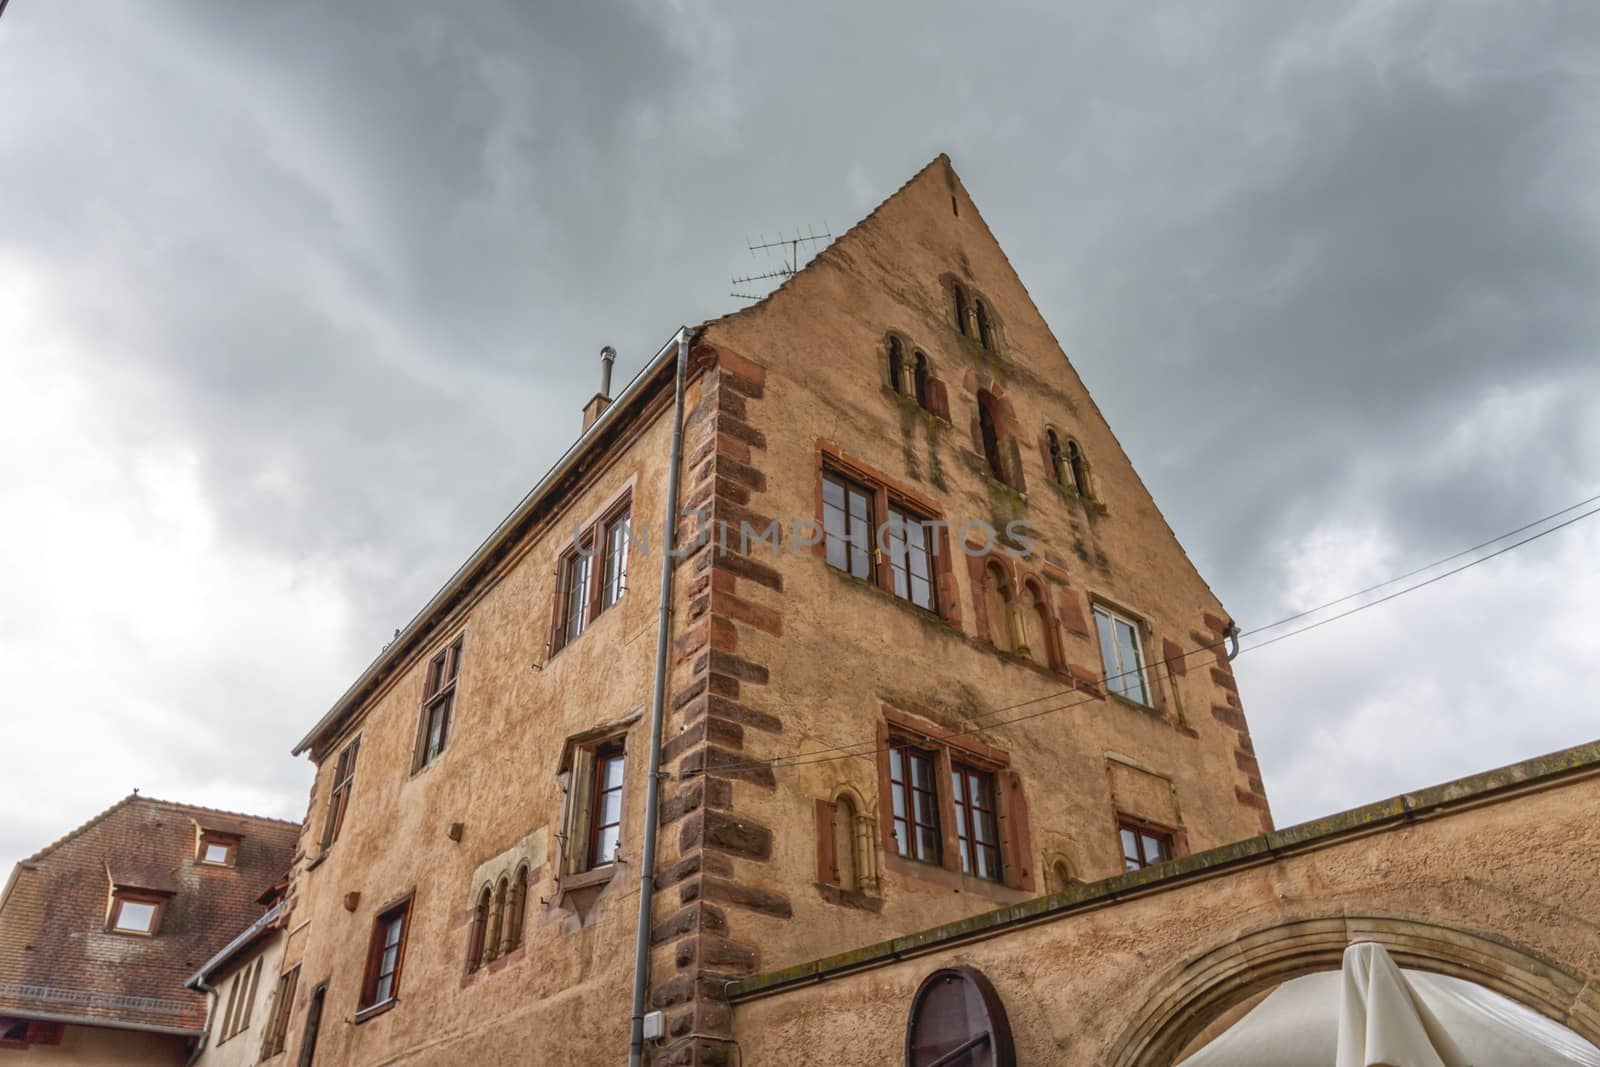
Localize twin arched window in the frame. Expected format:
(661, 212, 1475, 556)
(1046, 429, 1091, 499)
(887, 335, 937, 415)
(951, 283, 996, 353)
(468, 863, 529, 972)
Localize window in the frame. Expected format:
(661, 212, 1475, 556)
(982, 563, 1013, 653)
(905, 967, 1016, 1067)
(321, 737, 360, 849)
(260, 966, 298, 1059)
(1119, 819, 1173, 871)
(550, 497, 632, 654)
(888, 743, 941, 864)
(953, 285, 970, 336)
(297, 981, 326, 1066)
(888, 336, 905, 394)
(1067, 439, 1089, 497)
(977, 391, 1005, 483)
(1047, 429, 1067, 488)
(486, 879, 507, 964)
(587, 740, 625, 870)
(600, 507, 630, 612)
(198, 834, 236, 867)
(975, 299, 993, 350)
(885, 505, 936, 611)
(360, 897, 412, 1013)
(913, 352, 931, 409)
(951, 765, 1001, 882)
(414, 635, 464, 770)
(506, 864, 528, 951)
(468, 886, 492, 971)
(109, 891, 163, 935)
(1020, 581, 1053, 668)
(822, 472, 873, 582)
(1094, 605, 1151, 706)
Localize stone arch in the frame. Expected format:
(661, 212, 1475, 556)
(1105, 913, 1600, 1066)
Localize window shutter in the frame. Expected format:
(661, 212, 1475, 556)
(1038, 434, 1055, 481)
(998, 771, 1035, 892)
(814, 799, 839, 885)
(545, 559, 565, 659)
(928, 378, 951, 422)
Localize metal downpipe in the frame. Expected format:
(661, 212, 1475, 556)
(629, 326, 692, 1066)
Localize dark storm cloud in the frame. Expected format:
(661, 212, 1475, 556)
(2, 0, 1597, 865)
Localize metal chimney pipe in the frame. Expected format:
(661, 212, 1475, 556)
(600, 345, 617, 398)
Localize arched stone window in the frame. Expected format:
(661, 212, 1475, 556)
(468, 885, 491, 971)
(506, 864, 528, 952)
(906, 966, 1016, 1066)
(975, 299, 993, 351)
(1020, 580, 1053, 669)
(984, 563, 1013, 653)
(953, 285, 970, 336)
(1047, 429, 1067, 487)
(888, 336, 905, 395)
(485, 878, 507, 965)
(1067, 439, 1089, 497)
(913, 351, 931, 410)
(977, 392, 1005, 483)
(832, 794, 859, 892)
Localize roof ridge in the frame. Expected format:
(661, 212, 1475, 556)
(19, 795, 298, 865)
(697, 152, 953, 329)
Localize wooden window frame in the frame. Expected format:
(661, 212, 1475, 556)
(585, 739, 626, 872)
(1093, 603, 1153, 707)
(260, 965, 298, 1059)
(815, 449, 954, 621)
(951, 762, 1002, 882)
(598, 501, 631, 615)
(321, 736, 360, 849)
(198, 832, 238, 868)
(887, 741, 942, 865)
(549, 493, 633, 656)
(822, 469, 876, 584)
(413, 634, 464, 772)
(296, 980, 326, 1065)
(108, 890, 166, 936)
(1118, 816, 1175, 871)
(358, 893, 414, 1017)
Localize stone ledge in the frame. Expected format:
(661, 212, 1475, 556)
(725, 738, 1600, 1002)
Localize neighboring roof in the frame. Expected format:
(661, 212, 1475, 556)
(186, 900, 284, 991)
(0, 795, 299, 1034)
(728, 738, 1600, 1001)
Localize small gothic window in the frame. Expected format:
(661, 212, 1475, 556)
(888, 337, 905, 395)
(905, 967, 1016, 1067)
(507, 864, 529, 951)
(953, 286, 970, 336)
(469, 885, 491, 970)
(1021, 581, 1052, 669)
(975, 300, 993, 351)
(1067, 439, 1088, 497)
(913, 352, 930, 409)
(484, 879, 506, 965)
(977, 392, 1006, 484)
(832, 794, 859, 892)
(1046, 430, 1067, 488)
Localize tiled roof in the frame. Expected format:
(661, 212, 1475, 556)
(0, 795, 300, 1033)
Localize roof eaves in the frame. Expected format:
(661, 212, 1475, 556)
(186, 901, 285, 990)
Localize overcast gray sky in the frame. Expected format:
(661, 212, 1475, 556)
(3, 1, 1597, 872)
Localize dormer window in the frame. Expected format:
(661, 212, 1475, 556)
(198, 832, 238, 867)
(109, 890, 165, 935)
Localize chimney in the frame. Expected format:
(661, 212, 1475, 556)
(582, 346, 617, 431)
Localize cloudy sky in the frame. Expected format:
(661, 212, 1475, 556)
(2, 1, 1597, 872)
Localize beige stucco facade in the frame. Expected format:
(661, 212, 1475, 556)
(193, 931, 287, 1067)
(0, 1025, 187, 1065)
(727, 741, 1600, 1065)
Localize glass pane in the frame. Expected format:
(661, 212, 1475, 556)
(950, 769, 966, 807)
(595, 825, 620, 863)
(1095, 608, 1120, 686)
(976, 845, 998, 882)
(599, 790, 623, 827)
(889, 748, 904, 784)
(969, 773, 993, 810)
(957, 839, 972, 874)
(601, 754, 626, 790)
(914, 790, 939, 829)
(892, 818, 910, 856)
(115, 901, 157, 932)
(822, 477, 844, 509)
(1143, 834, 1167, 862)
(380, 945, 399, 975)
(847, 487, 870, 521)
(1121, 829, 1140, 863)
(909, 753, 932, 790)
(911, 576, 932, 610)
(374, 974, 394, 1004)
(916, 825, 940, 862)
(849, 543, 871, 580)
(973, 812, 995, 846)
(891, 782, 907, 820)
(204, 843, 230, 864)
(1116, 619, 1148, 704)
(384, 917, 404, 948)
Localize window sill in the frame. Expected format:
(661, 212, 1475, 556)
(354, 997, 398, 1024)
(1107, 691, 1160, 717)
(882, 852, 1031, 904)
(558, 864, 617, 892)
(822, 564, 961, 636)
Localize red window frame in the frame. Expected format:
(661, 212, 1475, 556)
(321, 737, 360, 848)
(1118, 817, 1174, 871)
(951, 763, 1002, 882)
(888, 742, 941, 864)
(359, 895, 413, 1013)
(414, 636, 463, 770)
(586, 740, 626, 870)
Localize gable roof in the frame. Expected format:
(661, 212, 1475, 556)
(0, 796, 299, 1034)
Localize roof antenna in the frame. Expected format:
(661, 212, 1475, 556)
(730, 223, 833, 301)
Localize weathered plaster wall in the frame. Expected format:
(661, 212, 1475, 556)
(194, 933, 285, 1067)
(9, 1025, 187, 1065)
(728, 755, 1600, 1066)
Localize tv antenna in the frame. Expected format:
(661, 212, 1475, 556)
(730, 223, 833, 301)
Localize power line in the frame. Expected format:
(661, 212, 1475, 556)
(695, 490, 1600, 777)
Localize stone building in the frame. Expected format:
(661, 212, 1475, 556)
(0, 795, 297, 1063)
(270, 155, 1277, 1065)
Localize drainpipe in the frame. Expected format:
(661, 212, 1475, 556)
(629, 326, 693, 1067)
(1224, 621, 1241, 661)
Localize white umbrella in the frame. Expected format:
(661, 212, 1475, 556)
(1180, 940, 1600, 1066)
